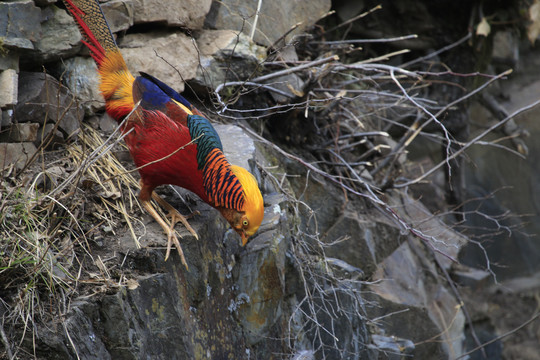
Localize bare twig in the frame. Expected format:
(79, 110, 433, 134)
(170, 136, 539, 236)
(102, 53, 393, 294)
(242, 124, 460, 263)
(395, 91, 539, 188)
(313, 34, 418, 45)
(401, 33, 473, 68)
(249, 0, 263, 40)
(0, 321, 13, 360)
(322, 4, 382, 34)
(455, 312, 540, 360)
(215, 55, 339, 112)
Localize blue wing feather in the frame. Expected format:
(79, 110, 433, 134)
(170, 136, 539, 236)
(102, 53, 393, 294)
(133, 76, 171, 109)
(139, 72, 194, 110)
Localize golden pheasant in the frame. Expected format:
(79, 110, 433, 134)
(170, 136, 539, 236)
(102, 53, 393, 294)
(62, 0, 264, 268)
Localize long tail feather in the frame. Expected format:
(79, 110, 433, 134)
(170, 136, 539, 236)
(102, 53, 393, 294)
(62, 0, 134, 121)
(62, 0, 117, 65)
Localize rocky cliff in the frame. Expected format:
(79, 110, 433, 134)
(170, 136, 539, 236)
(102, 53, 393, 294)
(1, 1, 540, 359)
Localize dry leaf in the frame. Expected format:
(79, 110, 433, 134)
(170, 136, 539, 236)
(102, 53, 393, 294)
(476, 17, 491, 37)
(126, 278, 139, 290)
(286, 84, 304, 97)
(99, 190, 122, 200)
(528, 1, 540, 44)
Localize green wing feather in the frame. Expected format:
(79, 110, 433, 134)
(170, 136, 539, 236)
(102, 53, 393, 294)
(186, 115, 244, 211)
(186, 115, 223, 170)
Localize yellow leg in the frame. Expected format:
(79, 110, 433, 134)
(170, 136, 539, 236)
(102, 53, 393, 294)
(151, 192, 199, 241)
(141, 199, 188, 269)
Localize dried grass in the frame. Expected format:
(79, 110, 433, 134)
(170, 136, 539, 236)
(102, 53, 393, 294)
(0, 118, 145, 357)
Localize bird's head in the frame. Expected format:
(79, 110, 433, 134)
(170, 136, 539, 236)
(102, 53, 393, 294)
(218, 165, 264, 246)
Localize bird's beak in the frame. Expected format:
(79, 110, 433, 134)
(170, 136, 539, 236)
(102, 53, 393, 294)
(241, 231, 248, 246)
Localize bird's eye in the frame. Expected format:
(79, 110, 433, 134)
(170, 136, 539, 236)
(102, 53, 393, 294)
(242, 220, 249, 227)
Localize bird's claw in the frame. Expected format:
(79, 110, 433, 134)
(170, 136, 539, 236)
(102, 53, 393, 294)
(185, 210, 201, 221)
(164, 231, 188, 270)
(146, 193, 198, 268)
(167, 210, 199, 241)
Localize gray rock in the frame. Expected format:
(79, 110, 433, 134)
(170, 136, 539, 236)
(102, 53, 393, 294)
(34, 0, 57, 5)
(37, 301, 112, 359)
(292, 350, 315, 360)
(368, 240, 465, 358)
(60, 56, 104, 115)
(14, 72, 82, 139)
(492, 30, 519, 69)
(101, 0, 134, 33)
(0, 69, 18, 108)
(388, 191, 466, 270)
(254, 140, 375, 358)
(119, 31, 199, 92)
(0, 52, 19, 72)
(215, 124, 256, 171)
(37, 123, 64, 149)
(0, 0, 41, 50)
(267, 73, 305, 103)
(489, 271, 540, 295)
(197, 30, 266, 61)
(459, 46, 540, 279)
(194, 30, 266, 89)
(452, 265, 492, 289)
(132, 0, 212, 28)
(335, 0, 366, 23)
(283, 160, 345, 234)
(0, 142, 37, 171)
(73, 193, 285, 359)
(272, 135, 468, 358)
(236, 229, 287, 345)
(0, 123, 39, 142)
(87, 113, 118, 133)
(369, 334, 415, 359)
(360, 193, 467, 358)
(323, 207, 404, 277)
(33, 5, 82, 63)
(98, 274, 201, 359)
(1, 110, 13, 127)
(205, 0, 331, 47)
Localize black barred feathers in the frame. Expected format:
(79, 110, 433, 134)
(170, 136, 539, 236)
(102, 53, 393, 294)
(202, 148, 245, 211)
(187, 115, 223, 170)
(186, 114, 244, 210)
(62, 0, 118, 62)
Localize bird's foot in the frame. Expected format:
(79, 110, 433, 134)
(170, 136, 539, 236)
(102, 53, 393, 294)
(164, 231, 188, 269)
(166, 208, 199, 241)
(185, 210, 201, 221)
(152, 191, 199, 241)
(141, 198, 190, 269)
